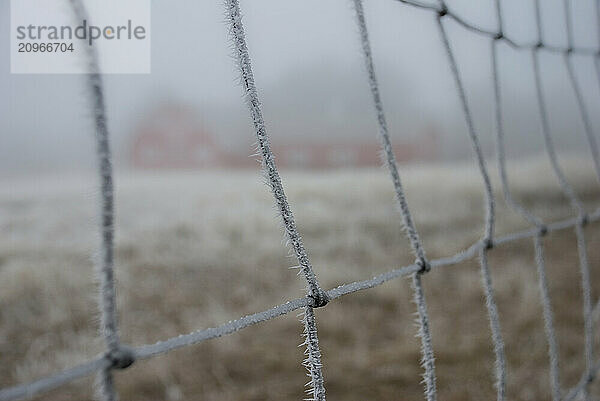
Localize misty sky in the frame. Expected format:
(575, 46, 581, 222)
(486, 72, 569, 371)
(1, 0, 599, 174)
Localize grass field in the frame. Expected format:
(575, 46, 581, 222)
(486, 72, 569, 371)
(1, 158, 600, 400)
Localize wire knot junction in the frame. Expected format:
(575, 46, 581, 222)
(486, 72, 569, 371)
(537, 224, 548, 237)
(105, 345, 136, 370)
(483, 237, 494, 250)
(308, 287, 329, 308)
(587, 372, 595, 384)
(437, 4, 448, 18)
(416, 257, 431, 274)
(578, 213, 589, 227)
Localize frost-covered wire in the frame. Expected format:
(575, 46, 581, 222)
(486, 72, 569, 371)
(491, 5, 561, 396)
(562, 4, 598, 385)
(561, 0, 600, 184)
(352, 2, 437, 398)
(393, 0, 598, 55)
(224, 0, 326, 308)
(563, 360, 600, 401)
(0, 357, 110, 401)
(3, 1, 600, 401)
(563, 0, 574, 50)
(437, 10, 506, 400)
(531, 50, 585, 216)
(492, 40, 544, 228)
(479, 249, 506, 401)
(68, 1, 128, 400)
(595, 56, 600, 104)
(412, 273, 437, 401)
(532, 0, 585, 217)
(531, 8, 596, 396)
(494, 0, 503, 33)
(597, 0, 600, 49)
(596, 0, 600, 96)
(352, 0, 428, 266)
(302, 307, 326, 401)
(575, 223, 594, 396)
(224, 0, 327, 398)
(2, 210, 600, 401)
(563, 55, 600, 183)
(490, 0, 542, 228)
(437, 12, 495, 245)
(534, 235, 562, 401)
(69, 0, 119, 353)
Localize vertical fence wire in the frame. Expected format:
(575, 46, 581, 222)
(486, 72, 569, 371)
(491, 40, 544, 228)
(563, 55, 600, 184)
(534, 235, 562, 401)
(1, 1, 600, 401)
(69, 0, 119, 354)
(575, 222, 594, 400)
(532, 0, 585, 217)
(412, 273, 438, 401)
(533, 2, 595, 399)
(351, 2, 437, 399)
(491, 2, 561, 398)
(68, 1, 130, 400)
(596, 0, 600, 98)
(530, 54, 594, 386)
(224, 0, 327, 309)
(531, 50, 585, 215)
(224, 0, 327, 399)
(562, 0, 600, 184)
(494, 0, 503, 34)
(562, 4, 597, 398)
(351, 0, 428, 267)
(436, 7, 505, 400)
(494, 40, 562, 401)
(436, 10, 495, 244)
(478, 248, 506, 401)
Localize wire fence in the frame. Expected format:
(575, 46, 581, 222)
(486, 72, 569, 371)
(1, 0, 600, 400)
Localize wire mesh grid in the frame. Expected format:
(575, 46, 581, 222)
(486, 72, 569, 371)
(2, 0, 600, 400)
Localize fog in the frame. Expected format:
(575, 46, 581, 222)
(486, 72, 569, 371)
(1, 0, 599, 175)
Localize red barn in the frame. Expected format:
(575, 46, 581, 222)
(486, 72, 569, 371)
(270, 139, 433, 169)
(130, 103, 438, 170)
(131, 103, 221, 169)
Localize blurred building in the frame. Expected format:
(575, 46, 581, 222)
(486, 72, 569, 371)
(131, 103, 221, 169)
(270, 136, 437, 169)
(131, 103, 438, 170)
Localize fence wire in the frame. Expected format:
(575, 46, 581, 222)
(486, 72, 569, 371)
(1, 0, 600, 400)
(67, 2, 134, 401)
(225, 0, 328, 398)
(351, 1, 436, 399)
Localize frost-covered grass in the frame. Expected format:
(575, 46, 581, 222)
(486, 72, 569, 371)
(1, 157, 599, 400)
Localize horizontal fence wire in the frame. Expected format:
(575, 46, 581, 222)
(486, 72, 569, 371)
(1, 209, 599, 401)
(1, 0, 600, 400)
(396, 0, 600, 55)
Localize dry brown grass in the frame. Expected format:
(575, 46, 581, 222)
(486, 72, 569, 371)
(1, 158, 599, 400)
